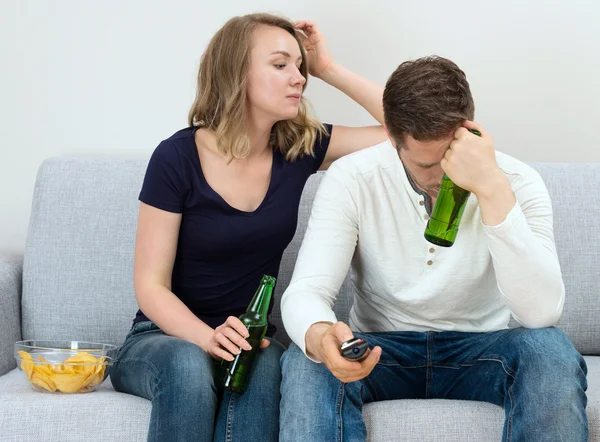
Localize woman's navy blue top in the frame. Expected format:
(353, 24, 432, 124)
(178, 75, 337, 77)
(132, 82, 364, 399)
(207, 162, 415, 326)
(133, 125, 332, 336)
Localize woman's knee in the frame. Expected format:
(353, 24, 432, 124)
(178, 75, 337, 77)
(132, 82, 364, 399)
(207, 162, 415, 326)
(158, 339, 215, 384)
(112, 334, 217, 402)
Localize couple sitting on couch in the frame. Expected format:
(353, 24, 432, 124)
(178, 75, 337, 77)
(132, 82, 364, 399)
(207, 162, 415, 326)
(109, 12, 588, 442)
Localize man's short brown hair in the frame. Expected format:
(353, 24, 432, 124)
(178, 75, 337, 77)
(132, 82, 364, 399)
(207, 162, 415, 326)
(383, 56, 475, 146)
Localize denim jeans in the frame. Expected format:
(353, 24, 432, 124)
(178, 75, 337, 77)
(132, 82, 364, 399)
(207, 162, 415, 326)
(110, 321, 285, 442)
(280, 327, 588, 442)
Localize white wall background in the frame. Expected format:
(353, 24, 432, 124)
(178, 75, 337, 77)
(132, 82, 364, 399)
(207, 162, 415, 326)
(1, 0, 599, 253)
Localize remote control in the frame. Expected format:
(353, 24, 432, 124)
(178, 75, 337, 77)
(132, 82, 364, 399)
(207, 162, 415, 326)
(340, 338, 369, 362)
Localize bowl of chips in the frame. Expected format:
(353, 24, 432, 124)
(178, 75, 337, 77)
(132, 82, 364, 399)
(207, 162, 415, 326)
(14, 340, 118, 393)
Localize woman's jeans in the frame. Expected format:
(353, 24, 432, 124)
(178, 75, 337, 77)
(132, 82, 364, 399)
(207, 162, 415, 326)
(110, 321, 285, 442)
(280, 327, 588, 442)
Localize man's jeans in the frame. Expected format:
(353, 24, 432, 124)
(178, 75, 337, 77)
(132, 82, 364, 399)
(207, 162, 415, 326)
(280, 327, 588, 442)
(110, 321, 285, 442)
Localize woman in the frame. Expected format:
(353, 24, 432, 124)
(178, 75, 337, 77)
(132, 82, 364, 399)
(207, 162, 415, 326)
(110, 13, 387, 442)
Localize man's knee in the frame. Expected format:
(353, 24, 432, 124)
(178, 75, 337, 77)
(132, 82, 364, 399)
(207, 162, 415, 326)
(280, 343, 340, 394)
(509, 327, 587, 387)
(511, 327, 580, 360)
(281, 343, 323, 372)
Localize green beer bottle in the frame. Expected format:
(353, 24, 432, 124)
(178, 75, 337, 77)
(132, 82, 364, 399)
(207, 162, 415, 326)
(424, 129, 481, 247)
(219, 274, 275, 394)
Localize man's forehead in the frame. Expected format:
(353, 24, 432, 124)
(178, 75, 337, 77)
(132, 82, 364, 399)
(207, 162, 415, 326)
(404, 135, 453, 149)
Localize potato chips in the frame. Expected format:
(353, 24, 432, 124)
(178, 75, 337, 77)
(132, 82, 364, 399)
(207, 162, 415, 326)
(17, 350, 106, 393)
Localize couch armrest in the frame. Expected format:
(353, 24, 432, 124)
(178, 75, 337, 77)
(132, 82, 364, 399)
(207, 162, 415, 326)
(0, 252, 23, 376)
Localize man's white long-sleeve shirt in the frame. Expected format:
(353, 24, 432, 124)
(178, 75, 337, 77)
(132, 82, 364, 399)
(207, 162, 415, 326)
(281, 141, 565, 355)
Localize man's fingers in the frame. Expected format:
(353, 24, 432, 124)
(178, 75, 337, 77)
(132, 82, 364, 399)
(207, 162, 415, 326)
(323, 336, 361, 371)
(332, 347, 381, 383)
(454, 126, 470, 139)
(260, 338, 270, 348)
(331, 321, 354, 344)
(440, 157, 450, 174)
(362, 346, 382, 369)
(462, 120, 488, 137)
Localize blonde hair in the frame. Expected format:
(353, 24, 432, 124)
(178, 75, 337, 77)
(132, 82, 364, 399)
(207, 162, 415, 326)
(188, 13, 328, 161)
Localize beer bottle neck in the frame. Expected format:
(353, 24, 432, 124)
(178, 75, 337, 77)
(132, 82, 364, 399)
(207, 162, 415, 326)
(246, 275, 275, 320)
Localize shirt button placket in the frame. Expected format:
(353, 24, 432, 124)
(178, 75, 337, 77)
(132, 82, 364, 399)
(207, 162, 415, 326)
(422, 198, 433, 267)
(426, 247, 434, 266)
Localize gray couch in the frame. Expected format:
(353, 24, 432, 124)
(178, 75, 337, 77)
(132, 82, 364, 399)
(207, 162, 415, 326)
(0, 157, 598, 442)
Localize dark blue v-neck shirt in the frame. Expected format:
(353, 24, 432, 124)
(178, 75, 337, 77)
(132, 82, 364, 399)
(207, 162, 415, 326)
(133, 125, 332, 335)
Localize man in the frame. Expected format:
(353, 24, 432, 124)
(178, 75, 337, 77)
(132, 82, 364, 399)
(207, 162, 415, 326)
(279, 56, 588, 441)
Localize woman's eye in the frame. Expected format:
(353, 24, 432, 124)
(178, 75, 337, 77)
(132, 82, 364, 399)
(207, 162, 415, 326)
(274, 64, 285, 69)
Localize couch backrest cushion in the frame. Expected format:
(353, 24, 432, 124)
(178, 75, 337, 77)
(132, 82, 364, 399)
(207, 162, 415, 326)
(528, 163, 600, 354)
(22, 158, 143, 346)
(22, 158, 599, 355)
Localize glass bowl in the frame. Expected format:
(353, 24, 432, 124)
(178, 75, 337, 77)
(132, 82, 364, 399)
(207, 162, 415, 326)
(14, 340, 118, 393)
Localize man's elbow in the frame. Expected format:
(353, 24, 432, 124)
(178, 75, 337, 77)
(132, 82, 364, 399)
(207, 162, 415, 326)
(516, 303, 564, 329)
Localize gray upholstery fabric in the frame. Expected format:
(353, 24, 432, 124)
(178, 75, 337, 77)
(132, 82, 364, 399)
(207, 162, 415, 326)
(1, 356, 597, 442)
(22, 158, 144, 346)
(529, 163, 600, 355)
(364, 399, 504, 442)
(0, 369, 150, 442)
(0, 253, 22, 376)
(588, 356, 600, 442)
(1, 157, 598, 441)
